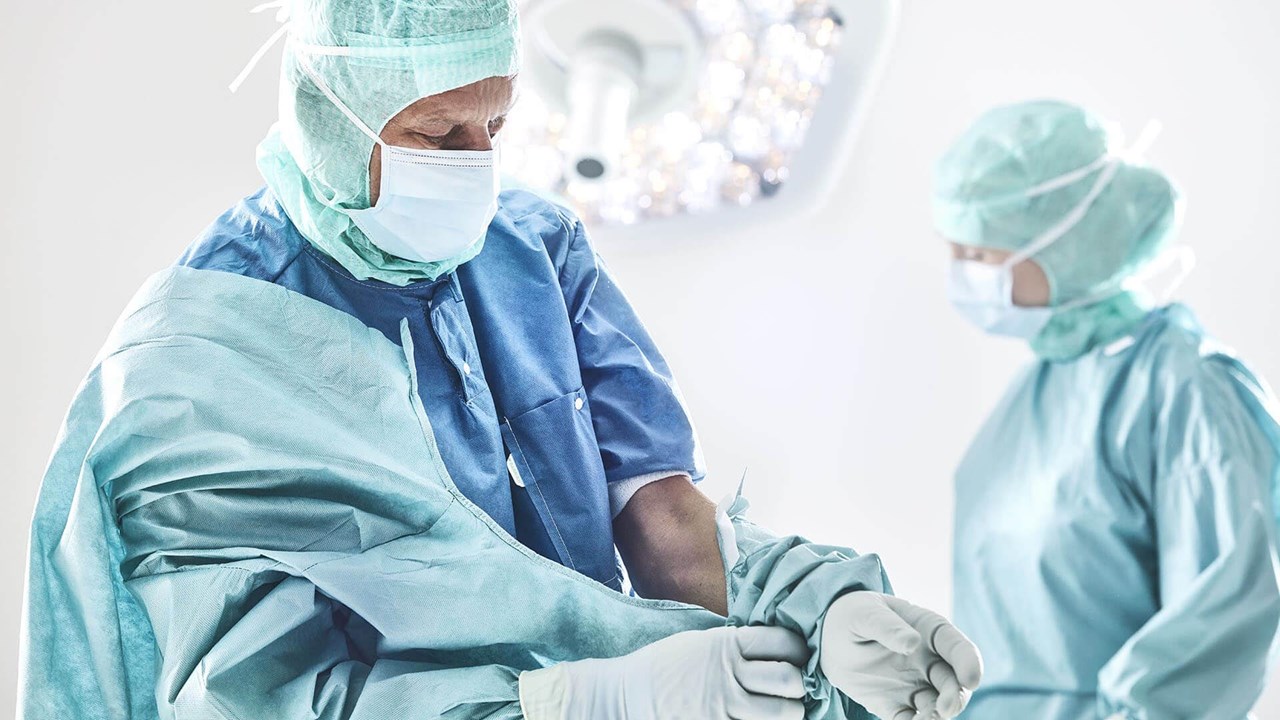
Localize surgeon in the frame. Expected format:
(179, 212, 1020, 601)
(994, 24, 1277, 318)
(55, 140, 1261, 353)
(19, 0, 983, 718)
(935, 99, 1280, 719)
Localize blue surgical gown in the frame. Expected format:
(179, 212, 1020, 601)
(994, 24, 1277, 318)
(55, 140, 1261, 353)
(954, 304, 1280, 720)
(19, 267, 889, 719)
(177, 187, 702, 589)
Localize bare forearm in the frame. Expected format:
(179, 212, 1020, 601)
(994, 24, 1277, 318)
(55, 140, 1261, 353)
(613, 476, 728, 615)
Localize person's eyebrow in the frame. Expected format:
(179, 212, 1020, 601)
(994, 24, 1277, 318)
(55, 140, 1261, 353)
(405, 113, 459, 132)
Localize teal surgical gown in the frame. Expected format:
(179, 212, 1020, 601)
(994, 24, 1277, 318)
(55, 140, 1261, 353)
(20, 267, 887, 720)
(954, 304, 1280, 720)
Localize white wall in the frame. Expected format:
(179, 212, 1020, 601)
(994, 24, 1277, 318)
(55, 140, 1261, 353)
(2, 0, 1278, 714)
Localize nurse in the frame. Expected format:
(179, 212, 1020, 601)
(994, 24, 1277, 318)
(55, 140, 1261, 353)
(936, 99, 1280, 719)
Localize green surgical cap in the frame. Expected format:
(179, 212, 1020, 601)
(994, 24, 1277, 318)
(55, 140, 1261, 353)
(933, 100, 1184, 360)
(256, 0, 522, 285)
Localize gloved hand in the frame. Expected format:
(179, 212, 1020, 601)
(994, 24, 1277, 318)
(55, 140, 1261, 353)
(819, 592, 983, 720)
(519, 625, 810, 720)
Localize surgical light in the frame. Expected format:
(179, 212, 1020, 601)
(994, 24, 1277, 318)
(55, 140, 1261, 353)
(504, 0, 899, 227)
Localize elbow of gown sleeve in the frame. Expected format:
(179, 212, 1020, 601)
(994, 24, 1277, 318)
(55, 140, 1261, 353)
(1095, 516, 1280, 720)
(1097, 420, 1280, 720)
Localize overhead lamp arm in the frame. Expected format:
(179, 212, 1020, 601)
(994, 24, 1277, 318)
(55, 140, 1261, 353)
(564, 31, 644, 181)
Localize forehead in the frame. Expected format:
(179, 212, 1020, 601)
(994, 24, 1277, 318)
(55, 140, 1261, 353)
(393, 76, 517, 125)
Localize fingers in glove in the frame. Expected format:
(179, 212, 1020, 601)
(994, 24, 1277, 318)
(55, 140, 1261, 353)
(842, 595, 922, 655)
(911, 686, 939, 719)
(929, 624, 983, 690)
(884, 596, 984, 690)
(727, 686, 806, 720)
(735, 625, 811, 666)
(890, 705, 920, 720)
(734, 659, 806, 699)
(926, 659, 969, 718)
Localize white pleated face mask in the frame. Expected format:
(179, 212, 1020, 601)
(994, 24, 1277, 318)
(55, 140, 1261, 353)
(297, 53, 501, 264)
(947, 260, 1054, 339)
(352, 145, 500, 264)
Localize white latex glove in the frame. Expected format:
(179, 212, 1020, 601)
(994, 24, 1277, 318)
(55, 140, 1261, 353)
(819, 592, 983, 720)
(519, 625, 809, 720)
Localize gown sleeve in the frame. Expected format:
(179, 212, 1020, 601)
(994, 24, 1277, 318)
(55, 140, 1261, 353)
(120, 486, 893, 720)
(717, 488, 893, 720)
(555, 218, 705, 488)
(1097, 357, 1280, 720)
(124, 542, 532, 720)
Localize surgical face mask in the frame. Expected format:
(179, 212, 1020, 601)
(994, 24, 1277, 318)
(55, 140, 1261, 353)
(295, 52, 500, 264)
(353, 145, 500, 264)
(947, 120, 1167, 339)
(948, 243, 1196, 341)
(947, 259, 1054, 339)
